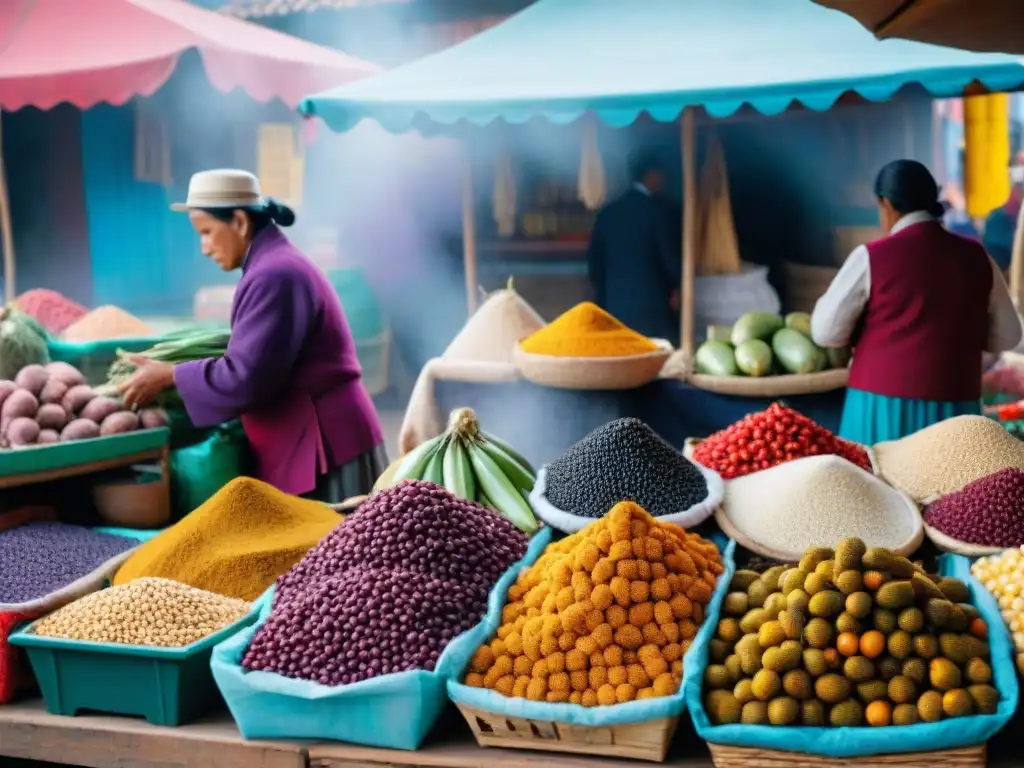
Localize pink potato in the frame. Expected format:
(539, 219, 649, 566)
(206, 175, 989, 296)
(99, 411, 139, 436)
(139, 408, 169, 429)
(13, 365, 48, 397)
(0, 380, 16, 410)
(61, 385, 96, 415)
(1, 389, 39, 432)
(39, 378, 69, 405)
(36, 403, 69, 432)
(6, 417, 40, 446)
(37, 429, 60, 445)
(44, 361, 86, 388)
(80, 396, 123, 424)
(60, 419, 101, 442)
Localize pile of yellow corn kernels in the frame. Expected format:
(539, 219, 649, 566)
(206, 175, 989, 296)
(971, 549, 1024, 675)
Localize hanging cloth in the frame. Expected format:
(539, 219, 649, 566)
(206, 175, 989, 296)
(492, 150, 517, 237)
(578, 119, 607, 211)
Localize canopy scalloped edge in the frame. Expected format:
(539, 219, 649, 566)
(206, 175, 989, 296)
(299, 65, 1024, 135)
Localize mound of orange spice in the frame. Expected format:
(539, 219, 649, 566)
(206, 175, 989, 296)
(464, 501, 724, 705)
(519, 302, 659, 358)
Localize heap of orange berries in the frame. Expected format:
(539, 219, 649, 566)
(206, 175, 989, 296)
(463, 501, 723, 705)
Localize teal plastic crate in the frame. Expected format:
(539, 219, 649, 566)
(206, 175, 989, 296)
(47, 337, 163, 386)
(0, 427, 169, 479)
(10, 605, 259, 725)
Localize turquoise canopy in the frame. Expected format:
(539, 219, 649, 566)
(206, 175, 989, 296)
(299, 0, 1024, 134)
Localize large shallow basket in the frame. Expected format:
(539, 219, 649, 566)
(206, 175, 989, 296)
(922, 522, 1007, 558)
(707, 743, 986, 768)
(688, 368, 848, 397)
(715, 462, 924, 562)
(455, 703, 678, 762)
(513, 340, 672, 391)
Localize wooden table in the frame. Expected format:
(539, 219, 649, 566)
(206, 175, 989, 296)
(0, 700, 305, 768)
(2, 699, 1020, 768)
(0, 701, 715, 768)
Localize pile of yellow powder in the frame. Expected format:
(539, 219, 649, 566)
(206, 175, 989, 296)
(519, 302, 658, 358)
(113, 477, 342, 600)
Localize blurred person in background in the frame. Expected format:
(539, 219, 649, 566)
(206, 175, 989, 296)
(982, 149, 1024, 275)
(587, 152, 680, 345)
(120, 169, 387, 502)
(812, 159, 1022, 445)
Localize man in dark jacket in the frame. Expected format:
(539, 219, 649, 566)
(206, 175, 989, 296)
(586, 153, 680, 344)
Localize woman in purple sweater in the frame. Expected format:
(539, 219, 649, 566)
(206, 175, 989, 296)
(120, 169, 387, 501)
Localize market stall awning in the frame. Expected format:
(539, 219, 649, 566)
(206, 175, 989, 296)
(300, 0, 1024, 134)
(813, 0, 1024, 56)
(218, 0, 412, 19)
(0, 0, 381, 111)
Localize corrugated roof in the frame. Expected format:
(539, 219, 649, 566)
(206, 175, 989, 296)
(219, 0, 412, 19)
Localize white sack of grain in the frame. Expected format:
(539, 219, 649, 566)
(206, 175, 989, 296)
(718, 454, 922, 561)
(399, 282, 546, 454)
(875, 415, 1024, 504)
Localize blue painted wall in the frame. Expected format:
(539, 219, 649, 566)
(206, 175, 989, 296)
(78, 52, 289, 315)
(80, 105, 196, 315)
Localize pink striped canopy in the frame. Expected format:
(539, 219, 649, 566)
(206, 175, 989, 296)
(0, 0, 380, 110)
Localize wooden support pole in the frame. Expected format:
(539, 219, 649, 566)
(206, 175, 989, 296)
(461, 145, 479, 317)
(680, 109, 698, 366)
(0, 114, 15, 303)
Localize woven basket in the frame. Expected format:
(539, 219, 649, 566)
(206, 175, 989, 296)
(514, 341, 672, 391)
(91, 474, 170, 529)
(708, 743, 985, 768)
(688, 368, 848, 397)
(922, 522, 1007, 557)
(454, 702, 678, 762)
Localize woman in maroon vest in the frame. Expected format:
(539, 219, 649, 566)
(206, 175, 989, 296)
(811, 160, 1023, 445)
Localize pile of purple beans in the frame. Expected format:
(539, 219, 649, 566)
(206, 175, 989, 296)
(924, 467, 1024, 546)
(0, 522, 137, 605)
(242, 481, 529, 685)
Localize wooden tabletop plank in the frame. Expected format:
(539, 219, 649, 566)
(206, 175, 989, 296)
(0, 701, 306, 768)
(307, 714, 715, 768)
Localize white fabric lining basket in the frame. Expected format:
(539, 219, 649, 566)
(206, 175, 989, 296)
(922, 522, 1008, 558)
(0, 547, 138, 616)
(528, 462, 724, 534)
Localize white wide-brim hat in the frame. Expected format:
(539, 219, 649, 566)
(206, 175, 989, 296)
(171, 169, 268, 211)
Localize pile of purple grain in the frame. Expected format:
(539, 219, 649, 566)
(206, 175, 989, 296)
(924, 467, 1024, 547)
(241, 480, 529, 686)
(0, 522, 138, 605)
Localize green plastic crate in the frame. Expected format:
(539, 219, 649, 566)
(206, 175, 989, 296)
(0, 427, 169, 479)
(10, 607, 259, 725)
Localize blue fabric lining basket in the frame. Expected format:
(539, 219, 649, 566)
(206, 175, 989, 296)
(447, 538, 736, 731)
(209, 528, 552, 750)
(684, 553, 1019, 758)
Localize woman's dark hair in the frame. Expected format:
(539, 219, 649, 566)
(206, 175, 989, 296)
(200, 197, 296, 231)
(874, 160, 945, 218)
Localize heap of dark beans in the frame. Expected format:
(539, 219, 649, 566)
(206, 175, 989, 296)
(544, 417, 709, 519)
(924, 467, 1024, 547)
(242, 480, 528, 686)
(0, 522, 137, 604)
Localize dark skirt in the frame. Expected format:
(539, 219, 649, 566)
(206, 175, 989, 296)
(301, 444, 390, 504)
